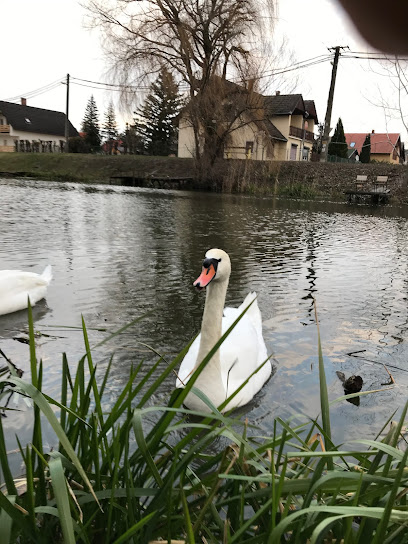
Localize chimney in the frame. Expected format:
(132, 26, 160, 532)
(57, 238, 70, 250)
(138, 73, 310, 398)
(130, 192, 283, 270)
(275, 91, 280, 96)
(371, 129, 375, 134)
(21, 98, 27, 106)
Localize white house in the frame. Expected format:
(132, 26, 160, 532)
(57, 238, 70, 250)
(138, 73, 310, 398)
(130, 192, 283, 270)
(0, 99, 79, 152)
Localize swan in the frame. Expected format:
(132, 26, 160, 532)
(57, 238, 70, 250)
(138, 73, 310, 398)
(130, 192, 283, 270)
(0, 265, 53, 316)
(176, 249, 271, 413)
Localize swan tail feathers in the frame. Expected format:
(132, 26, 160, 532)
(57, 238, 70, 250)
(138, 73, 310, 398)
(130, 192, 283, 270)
(41, 265, 53, 284)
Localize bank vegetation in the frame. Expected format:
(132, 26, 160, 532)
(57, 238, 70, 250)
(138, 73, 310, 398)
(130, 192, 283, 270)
(0, 305, 407, 543)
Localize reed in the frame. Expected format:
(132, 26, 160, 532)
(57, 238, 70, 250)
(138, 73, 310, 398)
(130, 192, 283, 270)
(0, 302, 407, 543)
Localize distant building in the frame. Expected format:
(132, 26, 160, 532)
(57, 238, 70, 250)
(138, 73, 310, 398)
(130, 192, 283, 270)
(178, 86, 318, 162)
(345, 131, 405, 164)
(0, 99, 79, 152)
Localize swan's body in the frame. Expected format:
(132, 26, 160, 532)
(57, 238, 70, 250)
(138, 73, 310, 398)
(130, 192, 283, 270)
(176, 249, 271, 413)
(0, 265, 53, 316)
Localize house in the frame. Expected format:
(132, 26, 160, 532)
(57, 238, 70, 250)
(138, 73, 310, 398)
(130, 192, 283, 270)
(264, 93, 318, 161)
(345, 131, 405, 164)
(0, 99, 79, 152)
(178, 89, 318, 162)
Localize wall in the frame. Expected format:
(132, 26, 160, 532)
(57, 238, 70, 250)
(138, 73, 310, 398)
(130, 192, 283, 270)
(0, 144, 14, 152)
(271, 160, 408, 198)
(10, 127, 65, 143)
(270, 116, 289, 139)
(177, 116, 195, 158)
(273, 141, 287, 161)
(372, 153, 396, 164)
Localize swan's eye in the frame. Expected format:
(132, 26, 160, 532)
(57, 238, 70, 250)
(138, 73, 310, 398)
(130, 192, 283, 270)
(217, 258, 222, 262)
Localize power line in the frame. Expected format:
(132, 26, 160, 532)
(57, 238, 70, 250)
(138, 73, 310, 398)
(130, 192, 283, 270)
(70, 76, 190, 92)
(2, 51, 407, 105)
(1, 78, 65, 102)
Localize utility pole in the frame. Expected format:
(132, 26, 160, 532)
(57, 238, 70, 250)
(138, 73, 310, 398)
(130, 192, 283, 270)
(64, 73, 70, 153)
(321, 46, 348, 162)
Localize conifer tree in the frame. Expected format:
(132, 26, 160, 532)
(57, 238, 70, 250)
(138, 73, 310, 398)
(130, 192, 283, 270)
(328, 118, 348, 158)
(81, 95, 101, 152)
(360, 133, 371, 163)
(102, 101, 118, 154)
(135, 69, 182, 156)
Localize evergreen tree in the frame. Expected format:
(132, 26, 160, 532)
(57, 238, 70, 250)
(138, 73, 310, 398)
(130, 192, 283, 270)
(135, 69, 182, 156)
(102, 101, 118, 154)
(120, 123, 145, 155)
(328, 118, 348, 158)
(360, 133, 371, 163)
(81, 95, 101, 152)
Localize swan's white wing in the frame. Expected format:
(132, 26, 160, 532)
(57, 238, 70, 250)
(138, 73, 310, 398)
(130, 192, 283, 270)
(222, 293, 270, 407)
(224, 292, 264, 346)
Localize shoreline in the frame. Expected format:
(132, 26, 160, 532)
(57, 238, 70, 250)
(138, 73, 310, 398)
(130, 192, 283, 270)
(1, 152, 407, 201)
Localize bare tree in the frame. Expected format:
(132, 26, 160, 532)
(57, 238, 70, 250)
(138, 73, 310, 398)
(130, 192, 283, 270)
(85, 0, 277, 178)
(371, 58, 408, 135)
(365, 57, 408, 161)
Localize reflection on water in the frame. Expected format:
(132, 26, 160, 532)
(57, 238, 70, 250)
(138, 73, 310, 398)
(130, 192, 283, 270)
(1, 177, 408, 457)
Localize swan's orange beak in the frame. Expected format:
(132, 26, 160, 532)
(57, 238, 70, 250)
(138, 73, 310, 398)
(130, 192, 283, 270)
(194, 264, 217, 291)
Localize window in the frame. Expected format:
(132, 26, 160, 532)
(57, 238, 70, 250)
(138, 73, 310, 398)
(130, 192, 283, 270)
(3, 139, 7, 146)
(0, 118, 3, 124)
(25, 118, 31, 124)
(245, 141, 254, 158)
(302, 147, 309, 160)
(350, 142, 355, 147)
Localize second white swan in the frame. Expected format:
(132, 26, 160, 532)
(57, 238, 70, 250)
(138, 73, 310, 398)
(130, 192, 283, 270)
(176, 249, 271, 412)
(0, 265, 53, 316)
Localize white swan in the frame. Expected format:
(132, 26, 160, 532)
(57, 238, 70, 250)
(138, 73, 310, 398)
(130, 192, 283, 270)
(176, 249, 271, 413)
(0, 265, 53, 316)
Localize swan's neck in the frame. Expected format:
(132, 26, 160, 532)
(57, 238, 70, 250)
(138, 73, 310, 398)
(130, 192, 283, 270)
(188, 278, 229, 409)
(196, 279, 228, 366)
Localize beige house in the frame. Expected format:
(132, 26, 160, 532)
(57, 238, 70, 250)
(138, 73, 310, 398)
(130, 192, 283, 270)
(178, 92, 318, 162)
(344, 131, 405, 164)
(0, 99, 78, 152)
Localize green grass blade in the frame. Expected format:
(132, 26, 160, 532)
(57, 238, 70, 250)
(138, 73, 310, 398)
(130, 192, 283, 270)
(49, 457, 76, 544)
(0, 494, 15, 544)
(314, 299, 333, 469)
(111, 511, 157, 544)
(309, 514, 352, 544)
(180, 475, 195, 544)
(132, 410, 164, 487)
(81, 317, 104, 427)
(0, 417, 17, 495)
(27, 299, 38, 388)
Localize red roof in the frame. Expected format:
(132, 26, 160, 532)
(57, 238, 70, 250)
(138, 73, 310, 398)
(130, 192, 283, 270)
(345, 133, 401, 155)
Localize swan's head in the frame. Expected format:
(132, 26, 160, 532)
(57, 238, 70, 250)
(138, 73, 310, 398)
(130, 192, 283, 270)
(193, 248, 231, 291)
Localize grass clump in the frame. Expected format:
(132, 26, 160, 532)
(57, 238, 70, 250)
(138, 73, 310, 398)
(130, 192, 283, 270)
(0, 302, 407, 543)
(279, 182, 319, 200)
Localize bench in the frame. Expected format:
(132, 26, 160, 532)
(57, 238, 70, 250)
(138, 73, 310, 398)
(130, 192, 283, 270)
(372, 175, 388, 192)
(355, 175, 368, 191)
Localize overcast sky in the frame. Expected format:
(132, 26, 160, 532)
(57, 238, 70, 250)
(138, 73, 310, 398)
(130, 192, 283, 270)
(2, 0, 407, 142)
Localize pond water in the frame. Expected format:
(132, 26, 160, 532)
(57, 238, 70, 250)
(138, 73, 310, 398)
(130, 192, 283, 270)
(1, 177, 408, 462)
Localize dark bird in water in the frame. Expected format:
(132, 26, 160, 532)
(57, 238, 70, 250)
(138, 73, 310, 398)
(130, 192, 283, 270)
(336, 372, 363, 393)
